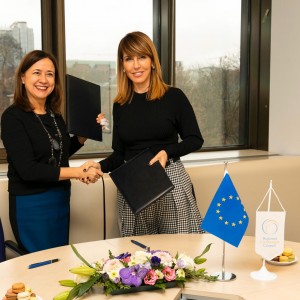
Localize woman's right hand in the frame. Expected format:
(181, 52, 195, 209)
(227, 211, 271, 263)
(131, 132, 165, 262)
(79, 161, 103, 184)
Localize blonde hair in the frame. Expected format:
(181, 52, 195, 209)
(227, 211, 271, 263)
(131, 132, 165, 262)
(114, 31, 169, 105)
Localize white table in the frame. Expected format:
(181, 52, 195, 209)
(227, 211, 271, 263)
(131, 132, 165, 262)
(0, 234, 299, 300)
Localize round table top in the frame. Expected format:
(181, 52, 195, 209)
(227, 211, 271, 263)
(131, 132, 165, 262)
(1, 234, 300, 300)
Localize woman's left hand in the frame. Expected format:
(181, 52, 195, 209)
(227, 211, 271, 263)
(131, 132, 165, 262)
(77, 136, 87, 145)
(96, 113, 110, 130)
(149, 150, 168, 168)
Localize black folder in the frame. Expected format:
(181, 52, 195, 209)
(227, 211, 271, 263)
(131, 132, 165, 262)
(66, 74, 102, 141)
(109, 149, 175, 214)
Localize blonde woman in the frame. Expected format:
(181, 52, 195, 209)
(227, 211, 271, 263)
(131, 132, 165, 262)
(86, 31, 205, 236)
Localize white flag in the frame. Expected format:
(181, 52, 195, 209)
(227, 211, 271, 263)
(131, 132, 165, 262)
(254, 211, 286, 261)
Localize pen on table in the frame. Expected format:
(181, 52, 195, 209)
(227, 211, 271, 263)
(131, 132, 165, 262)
(28, 258, 59, 269)
(131, 239, 150, 251)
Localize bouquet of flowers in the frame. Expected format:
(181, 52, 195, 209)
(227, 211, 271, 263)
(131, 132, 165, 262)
(53, 243, 217, 300)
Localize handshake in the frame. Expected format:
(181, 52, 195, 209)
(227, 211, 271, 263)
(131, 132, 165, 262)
(77, 160, 103, 185)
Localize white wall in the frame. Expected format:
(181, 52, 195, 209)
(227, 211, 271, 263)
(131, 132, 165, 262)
(269, 0, 300, 154)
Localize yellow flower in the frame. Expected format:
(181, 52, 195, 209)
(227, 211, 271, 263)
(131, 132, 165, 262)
(69, 265, 96, 276)
(53, 290, 70, 300)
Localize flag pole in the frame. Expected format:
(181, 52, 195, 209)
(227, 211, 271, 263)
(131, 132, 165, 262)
(213, 161, 236, 281)
(221, 240, 226, 279)
(250, 180, 277, 281)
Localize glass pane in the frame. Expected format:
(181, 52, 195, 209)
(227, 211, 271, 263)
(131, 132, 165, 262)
(0, 0, 41, 149)
(175, 0, 243, 147)
(65, 0, 153, 155)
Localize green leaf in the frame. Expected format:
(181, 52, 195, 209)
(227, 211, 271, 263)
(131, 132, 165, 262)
(194, 243, 212, 264)
(196, 268, 206, 274)
(154, 282, 167, 290)
(104, 280, 126, 295)
(66, 284, 81, 300)
(77, 275, 101, 297)
(70, 244, 93, 268)
(200, 243, 213, 257)
(194, 257, 207, 265)
(108, 249, 115, 259)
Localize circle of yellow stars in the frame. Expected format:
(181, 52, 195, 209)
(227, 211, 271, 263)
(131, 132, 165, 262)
(215, 195, 247, 227)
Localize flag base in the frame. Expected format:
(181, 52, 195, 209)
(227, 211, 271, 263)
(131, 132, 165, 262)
(212, 271, 237, 281)
(250, 264, 277, 281)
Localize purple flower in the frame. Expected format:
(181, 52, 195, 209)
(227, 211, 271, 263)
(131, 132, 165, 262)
(151, 256, 161, 268)
(144, 262, 151, 270)
(115, 252, 131, 260)
(113, 277, 120, 284)
(177, 258, 185, 269)
(119, 265, 148, 287)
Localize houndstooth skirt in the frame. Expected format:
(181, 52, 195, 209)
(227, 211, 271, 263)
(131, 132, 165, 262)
(117, 159, 205, 237)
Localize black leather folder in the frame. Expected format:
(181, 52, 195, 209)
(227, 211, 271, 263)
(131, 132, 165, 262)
(66, 74, 102, 141)
(109, 149, 175, 214)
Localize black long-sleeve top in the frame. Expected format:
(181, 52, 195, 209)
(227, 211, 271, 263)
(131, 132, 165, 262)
(100, 87, 204, 173)
(1, 104, 83, 195)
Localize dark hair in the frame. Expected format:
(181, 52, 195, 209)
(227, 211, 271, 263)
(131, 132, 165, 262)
(14, 50, 63, 114)
(114, 31, 169, 105)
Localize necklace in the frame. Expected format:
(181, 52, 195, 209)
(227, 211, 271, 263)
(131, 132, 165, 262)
(34, 110, 63, 167)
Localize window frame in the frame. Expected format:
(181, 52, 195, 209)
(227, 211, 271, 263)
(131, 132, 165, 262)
(0, 0, 270, 163)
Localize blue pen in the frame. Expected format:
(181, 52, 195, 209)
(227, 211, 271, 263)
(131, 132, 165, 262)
(131, 240, 150, 251)
(28, 258, 59, 269)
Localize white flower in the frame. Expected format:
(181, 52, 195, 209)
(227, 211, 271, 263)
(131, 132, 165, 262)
(102, 258, 124, 272)
(176, 269, 186, 278)
(129, 250, 151, 265)
(176, 253, 195, 270)
(107, 270, 120, 281)
(155, 269, 164, 279)
(152, 251, 173, 267)
(128, 259, 137, 266)
(74, 274, 91, 284)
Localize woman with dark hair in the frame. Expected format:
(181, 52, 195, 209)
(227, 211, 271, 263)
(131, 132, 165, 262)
(86, 31, 205, 236)
(1, 50, 101, 253)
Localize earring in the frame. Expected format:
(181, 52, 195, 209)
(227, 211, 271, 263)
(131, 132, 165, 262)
(123, 69, 125, 73)
(152, 65, 155, 70)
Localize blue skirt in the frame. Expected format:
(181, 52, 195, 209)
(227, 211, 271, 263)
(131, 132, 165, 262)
(9, 186, 70, 253)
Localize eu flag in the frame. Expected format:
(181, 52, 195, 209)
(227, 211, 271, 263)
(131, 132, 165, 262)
(201, 172, 249, 247)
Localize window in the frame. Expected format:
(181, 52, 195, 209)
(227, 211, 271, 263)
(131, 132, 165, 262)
(0, 0, 41, 154)
(64, 0, 153, 155)
(175, 0, 244, 148)
(0, 0, 270, 163)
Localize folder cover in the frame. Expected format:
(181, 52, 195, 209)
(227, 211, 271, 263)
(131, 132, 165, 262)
(66, 74, 102, 141)
(109, 149, 175, 214)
